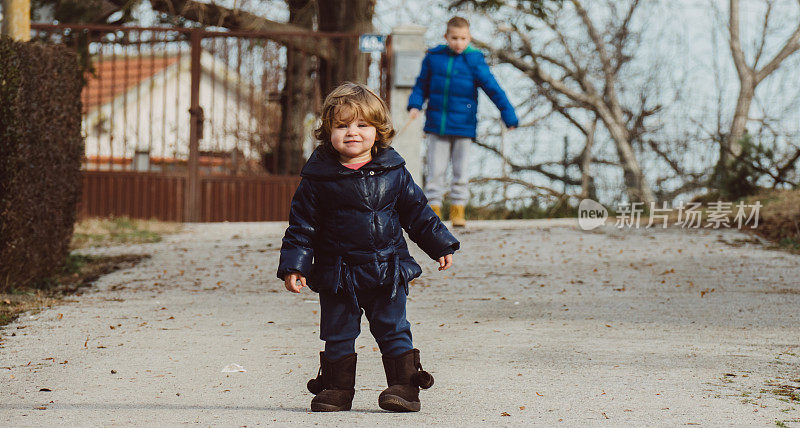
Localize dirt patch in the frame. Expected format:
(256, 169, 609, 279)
(0, 254, 147, 328)
(71, 217, 182, 249)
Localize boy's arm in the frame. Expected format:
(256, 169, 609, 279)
(276, 178, 318, 280)
(472, 53, 519, 129)
(396, 167, 460, 259)
(407, 53, 432, 111)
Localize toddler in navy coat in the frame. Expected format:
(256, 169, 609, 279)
(277, 83, 460, 412)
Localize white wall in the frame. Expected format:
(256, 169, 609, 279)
(83, 53, 262, 165)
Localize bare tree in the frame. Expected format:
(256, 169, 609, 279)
(472, 0, 658, 203)
(725, 0, 800, 157)
(716, 0, 800, 190)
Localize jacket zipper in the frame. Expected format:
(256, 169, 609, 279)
(359, 170, 378, 250)
(439, 55, 455, 135)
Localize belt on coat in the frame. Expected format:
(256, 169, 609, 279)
(316, 246, 410, 314)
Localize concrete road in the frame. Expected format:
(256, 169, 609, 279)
(2, 220, 799, 426)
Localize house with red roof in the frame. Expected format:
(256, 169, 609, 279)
(81, 50, 273, 175)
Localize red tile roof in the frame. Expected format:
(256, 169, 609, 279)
(82, 55, 181, 112)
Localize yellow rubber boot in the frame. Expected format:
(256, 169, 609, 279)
(430, 205, 442, 218)
(450, 204, 466, 227)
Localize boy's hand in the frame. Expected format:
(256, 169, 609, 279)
(437, 254, 453, 271)
(409, 108, 421, 120)
(284, 273, 306, 293)
(508, 126, 516, 130)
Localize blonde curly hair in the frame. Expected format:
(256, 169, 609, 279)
(314, 82, 395, 156)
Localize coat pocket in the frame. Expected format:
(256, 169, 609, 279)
(397, 258, 422, 295)
(308, 259, 342, 294)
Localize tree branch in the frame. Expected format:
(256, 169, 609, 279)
(754, 7, 800, 82)
(775, 144, 800, 184)
(109, 0, 336, 59)
(470, 176, 567, 198)
(471, 139, 583, 185)
(571, 0, 625, 121)
(728, 0, 752, 82)
(752, 0, 773, 68)
(473, 38, 599, 108)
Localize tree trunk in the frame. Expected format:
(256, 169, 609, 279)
(725, 79, 755, 160)
(597, 105, 655, 204)
(579, 119, 597, 200)
(275, 0, 315, 174)
(316, 0, 374, 95)
(2, 0, 31, 41)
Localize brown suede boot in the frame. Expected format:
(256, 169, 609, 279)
(378, 349, 434, 412)
(306, 352, 357, 412)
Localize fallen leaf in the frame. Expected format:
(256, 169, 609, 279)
(536, 392, 543, 396)
(500, 412, 511, 416)
(39, 388, 51, 392)
(57, 313, 63, 320)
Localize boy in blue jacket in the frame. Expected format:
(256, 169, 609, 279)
(408, 16, 518, 227)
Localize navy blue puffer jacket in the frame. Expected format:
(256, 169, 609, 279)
(407, 44, 518, 138)
(276, 146, 460, 299)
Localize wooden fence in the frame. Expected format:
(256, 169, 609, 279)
(78, 171, 300, 222)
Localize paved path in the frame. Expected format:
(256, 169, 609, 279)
(2, 220, 799, 426)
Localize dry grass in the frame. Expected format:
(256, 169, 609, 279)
(744, 189, 800, 253)
(3, 217, 174, 329)
(0, 254, 147, 328)
(71, 217, 182, 249)
(0, 291, 59, 327)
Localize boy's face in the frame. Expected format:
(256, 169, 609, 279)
(330, 116, 376, 163)
(444, 26, 471, 54)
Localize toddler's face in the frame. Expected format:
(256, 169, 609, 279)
(330, 116, 376, 163)
(444, 26, 471, 54)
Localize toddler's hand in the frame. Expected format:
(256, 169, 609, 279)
(437, 254, 453, 271)
(284, 273, 306, 293)
(409, 108, 420, 120)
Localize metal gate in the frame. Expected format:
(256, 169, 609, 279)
(31, 23, 389, 222)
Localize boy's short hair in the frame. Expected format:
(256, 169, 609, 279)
(446, 16, 470, 31)
(314, 82, 395, 156)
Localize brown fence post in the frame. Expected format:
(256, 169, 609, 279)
(186, 29, 203, 222)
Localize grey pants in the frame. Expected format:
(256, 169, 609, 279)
(424, 133, 472, 206)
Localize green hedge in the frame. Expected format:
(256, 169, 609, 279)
(0, 37, 84, 292)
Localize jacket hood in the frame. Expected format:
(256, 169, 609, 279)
(300, 146, 406, 179)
